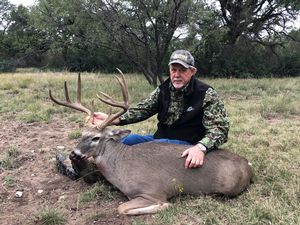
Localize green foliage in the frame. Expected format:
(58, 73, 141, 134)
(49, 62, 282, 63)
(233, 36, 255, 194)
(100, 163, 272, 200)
(0, 59, 16, 72)
(0, 5, 49, 68)
(275, 29, 300, 76)
(1, 0, 300, 79)
(35, 207, 66, 225)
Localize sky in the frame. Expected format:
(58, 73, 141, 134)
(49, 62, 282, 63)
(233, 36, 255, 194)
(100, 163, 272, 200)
(9, 0, 36, 7)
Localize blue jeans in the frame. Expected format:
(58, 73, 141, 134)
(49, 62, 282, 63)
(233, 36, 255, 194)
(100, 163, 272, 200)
(121, 134, 192, 146)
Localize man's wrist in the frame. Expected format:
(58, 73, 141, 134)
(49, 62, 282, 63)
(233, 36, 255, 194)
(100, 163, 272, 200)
(111, 118, 120, 126)
(196, 143, 207, 153)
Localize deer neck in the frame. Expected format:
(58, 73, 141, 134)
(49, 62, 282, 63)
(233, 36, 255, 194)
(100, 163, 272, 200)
(93, 139, 127, 179)
(95, 138, 126, 160)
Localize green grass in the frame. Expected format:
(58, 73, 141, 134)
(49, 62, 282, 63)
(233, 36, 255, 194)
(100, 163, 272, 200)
(3, 175, 16, 188)
(35, 207, 66, 225)
(0, 145, 20, 170)
(68, 130, 82, 139)
(79, 182, 115, 203)
(0, 72, 299, 225)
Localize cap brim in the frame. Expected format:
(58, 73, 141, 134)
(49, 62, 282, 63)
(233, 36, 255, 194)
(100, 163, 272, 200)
(168, 60, 190, 68)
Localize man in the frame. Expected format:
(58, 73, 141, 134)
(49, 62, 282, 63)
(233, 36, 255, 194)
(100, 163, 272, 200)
(93, 49, 229, 169)
(57, 49, 229, 180)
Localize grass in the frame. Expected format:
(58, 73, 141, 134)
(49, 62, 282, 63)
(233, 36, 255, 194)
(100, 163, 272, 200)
(35, 207, 66, 225)
(79, 182, 116, 203)
(0, 72, 299, 224)
(3, 175, 16, 188)
(85, 211, 105, 223)
(68, 130, 82, 140)
(0, 145, 20, 170)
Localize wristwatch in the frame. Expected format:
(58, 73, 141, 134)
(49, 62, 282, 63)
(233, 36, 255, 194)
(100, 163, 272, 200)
(196, 143, 207, 153)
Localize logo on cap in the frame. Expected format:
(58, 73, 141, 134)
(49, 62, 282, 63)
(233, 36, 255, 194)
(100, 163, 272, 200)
(171, 53, 188, 62)
(169, 50, 194, 68)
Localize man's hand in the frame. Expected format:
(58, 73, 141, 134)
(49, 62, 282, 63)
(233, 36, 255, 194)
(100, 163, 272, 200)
(181, 144, 206, 169)
(92, 112, 120, 127)
(92, 112, 108, 126)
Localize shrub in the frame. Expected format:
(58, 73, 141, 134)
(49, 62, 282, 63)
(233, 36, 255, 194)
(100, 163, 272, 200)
(0, 59, 16, 72)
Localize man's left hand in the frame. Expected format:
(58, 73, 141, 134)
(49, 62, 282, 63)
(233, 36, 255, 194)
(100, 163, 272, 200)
(181, 145, 206, 169)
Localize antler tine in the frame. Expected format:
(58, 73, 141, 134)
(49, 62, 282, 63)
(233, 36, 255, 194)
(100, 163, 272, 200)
(64, 81, 71, 103)
(49, 73, 93, 117)
(116, 68, 129, 104)
(96, 69, 129, 130)
(97, 91, 128, 110)
(97, 71, 129, 110)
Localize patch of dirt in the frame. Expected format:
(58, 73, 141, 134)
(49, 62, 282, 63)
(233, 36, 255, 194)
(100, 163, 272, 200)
(0, 117, 143, 225)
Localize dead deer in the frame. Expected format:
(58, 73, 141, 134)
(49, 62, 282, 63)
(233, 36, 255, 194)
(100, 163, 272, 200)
(49, 71, 252, 215)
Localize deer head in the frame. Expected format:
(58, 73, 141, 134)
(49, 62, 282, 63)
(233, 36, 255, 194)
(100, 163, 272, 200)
(48, 69, 129, 130)
(71, 129, 131, 160)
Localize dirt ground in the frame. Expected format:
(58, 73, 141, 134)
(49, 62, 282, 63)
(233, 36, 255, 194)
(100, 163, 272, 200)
(0, 117, 144, 225)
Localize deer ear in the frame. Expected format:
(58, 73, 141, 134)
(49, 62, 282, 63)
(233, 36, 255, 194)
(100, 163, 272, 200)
(110, 129, 131, 140)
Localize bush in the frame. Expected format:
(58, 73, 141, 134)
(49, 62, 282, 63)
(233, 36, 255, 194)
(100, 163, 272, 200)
(0, 59, 16, 72)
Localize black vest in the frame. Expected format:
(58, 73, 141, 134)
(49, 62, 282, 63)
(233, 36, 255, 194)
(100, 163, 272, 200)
(154, 76, 211, 144)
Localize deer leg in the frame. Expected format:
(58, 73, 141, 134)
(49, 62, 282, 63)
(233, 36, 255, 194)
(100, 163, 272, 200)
(56, 153, 104, 183)
(70, 155, 104, 184)
(56, 153, 80, 180)
(118, 194, 169, 215)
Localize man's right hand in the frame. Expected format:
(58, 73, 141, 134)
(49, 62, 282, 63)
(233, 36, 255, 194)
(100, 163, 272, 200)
(92, 112, 108, 126)
(92, 112, 120, 126)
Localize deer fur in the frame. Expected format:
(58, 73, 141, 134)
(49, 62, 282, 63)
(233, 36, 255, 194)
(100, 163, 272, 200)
(71, 128, 252, 215)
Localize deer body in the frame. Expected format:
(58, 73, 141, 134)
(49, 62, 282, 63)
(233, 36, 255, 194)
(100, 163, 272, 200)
(73, 130, 252, 215)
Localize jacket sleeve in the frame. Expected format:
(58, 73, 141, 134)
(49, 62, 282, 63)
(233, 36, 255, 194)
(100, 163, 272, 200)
(118, 87, 160, 125)
(198, 88, 230, 150)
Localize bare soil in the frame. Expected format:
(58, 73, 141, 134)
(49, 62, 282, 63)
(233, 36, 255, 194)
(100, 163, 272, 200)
(0, 117, 143, 225)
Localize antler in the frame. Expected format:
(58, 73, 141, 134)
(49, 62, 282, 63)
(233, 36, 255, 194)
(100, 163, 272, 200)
(96, 68, 129, 130)
(49, 73, 94, 123)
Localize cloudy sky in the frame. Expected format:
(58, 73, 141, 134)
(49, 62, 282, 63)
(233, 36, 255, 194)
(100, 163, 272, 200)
(10, 0, 36, 7)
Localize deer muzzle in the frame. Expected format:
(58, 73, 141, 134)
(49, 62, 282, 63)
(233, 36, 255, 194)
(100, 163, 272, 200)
(69, 150, 86, 161)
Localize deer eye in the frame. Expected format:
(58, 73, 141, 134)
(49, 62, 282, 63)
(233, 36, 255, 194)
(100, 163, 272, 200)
(91, 137, 100, 142)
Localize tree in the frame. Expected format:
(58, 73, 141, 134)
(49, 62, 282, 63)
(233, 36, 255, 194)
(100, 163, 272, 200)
(1, 5, 50, 67)
(275, 29, 300, 75)
(0, 0, 15, 71)
(177, 0, 300, 77)
(86, 0, 192, 86)
(31, 0, 129, 71)
(0, 0, 14, 34)
(17, 0, 193, 80)
(216, 0, 300, 45)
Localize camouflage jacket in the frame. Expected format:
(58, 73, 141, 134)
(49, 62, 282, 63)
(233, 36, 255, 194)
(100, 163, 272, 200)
(119, 78, 229, 151)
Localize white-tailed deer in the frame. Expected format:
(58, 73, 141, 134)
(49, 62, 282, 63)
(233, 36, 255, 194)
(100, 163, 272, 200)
(49, 71, 252, 215)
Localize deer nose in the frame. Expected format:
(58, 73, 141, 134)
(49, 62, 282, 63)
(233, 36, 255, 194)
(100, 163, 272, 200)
(69, 151, 85, 161)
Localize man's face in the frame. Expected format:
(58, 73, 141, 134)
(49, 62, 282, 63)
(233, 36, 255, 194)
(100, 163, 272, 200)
(169, 63, 196, 89)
